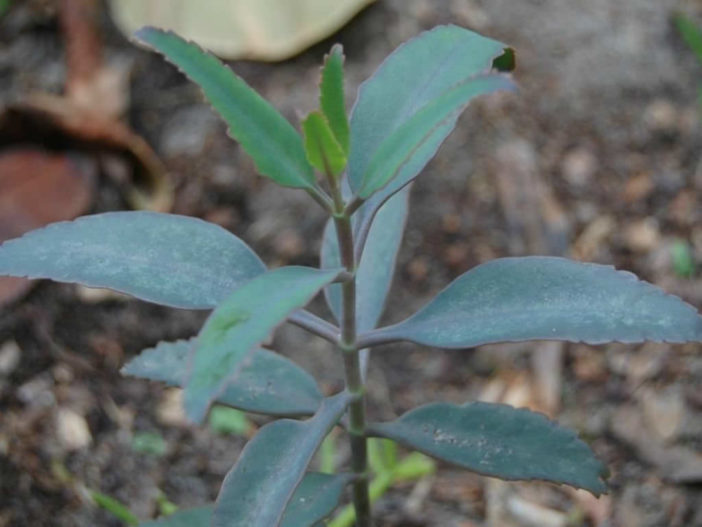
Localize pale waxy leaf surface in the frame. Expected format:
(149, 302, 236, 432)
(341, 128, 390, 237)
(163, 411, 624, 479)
(0, 212, 264, 309)
(213, 392, 352, 527)
(185, 266, 342, 422)
(322, 186, 410, 332)
(320, 44, 350, 154)
(370, 257, 702, 348)
(348, 24, 513, 208)
(135, 27, 315, 189)
(356, 74, 514, 198)
(368, 401, 608, 495)
(139, 472, 350, 527)
(122, 339, 322, 416)
(302, 111, 347, 176)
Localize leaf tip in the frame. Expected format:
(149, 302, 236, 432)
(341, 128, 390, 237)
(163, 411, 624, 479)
(493, 46, 516, 72)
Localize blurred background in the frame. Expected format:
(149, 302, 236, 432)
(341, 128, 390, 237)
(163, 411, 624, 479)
(1, 0, 701, 525)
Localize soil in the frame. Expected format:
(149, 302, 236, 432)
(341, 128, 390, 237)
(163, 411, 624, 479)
(1, 0, 702, 526)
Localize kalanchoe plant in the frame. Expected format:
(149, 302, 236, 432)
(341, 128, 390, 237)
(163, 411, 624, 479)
(1, 24, 701, 527)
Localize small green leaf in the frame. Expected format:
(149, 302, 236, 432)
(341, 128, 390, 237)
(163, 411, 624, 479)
(91, 490, 139, 526)
(320, 44, 350, 154)
(185, 266, 342, 422)
(370, 257, 702, 348)
(0, 212, 265, 309)
(675, 13, 702, 64)
(131, 431, 167, 457)
(392, 452, 436, 482)
(319, 431, 337, 474)
(671, 239, 695, 278)
(348, 25, 512, 206)
(368, 401, 608, 495)
(302, 111, 347, 176)
(122, 340, 322, 417)
(357, 74, 513, 198)
(213, 393, 352, 527)
(139, 506, 211, 527)
(209, 406, 254, 436)
(135, 27, 315, 189)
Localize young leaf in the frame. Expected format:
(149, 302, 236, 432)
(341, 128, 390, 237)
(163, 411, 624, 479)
(302, 111, 347, 176)
(185, 266, 342, 422)
(213, 392, 352, 527)
(367, 401, 608, 495)
(135, 27, 316, 189)
(322, 186, 410, 332)
(675, 13, 702, 64)
(364, 257, 702, 348)
(348, 24, 513, 202)
(320, 44, 350, 154)
(357, 74, 514, 198)
(122, 339, 322, 417)
(139, 473, 351, 527)
(0, 212, 264, 309)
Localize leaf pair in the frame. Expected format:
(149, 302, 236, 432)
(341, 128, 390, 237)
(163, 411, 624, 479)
(0, 211, 337, 422)
(302, 45, 350, 178)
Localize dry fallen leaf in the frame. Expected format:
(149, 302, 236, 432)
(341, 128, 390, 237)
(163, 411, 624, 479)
(110, 0, 376, 61)
(0, 148, 96, 306)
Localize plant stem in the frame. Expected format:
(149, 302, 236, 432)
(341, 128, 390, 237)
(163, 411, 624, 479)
(332, 194, 372, 526)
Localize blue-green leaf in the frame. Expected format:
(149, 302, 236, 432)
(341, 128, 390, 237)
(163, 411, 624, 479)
(281, 472, 352, 527)
(368, 257, 702, 348)
(122, 339, 322, 416)
(135, 27, 315, 189)
(356, 74, 513, 199)
(185, 266, 342, 422)
(139, 472, 350, 527)
(322, 186, 410, 332)
(348, 24, 512, 203)
(0, 212, 264, 309)
(368, 401, 608, 495)
(214, 393, 352, 527)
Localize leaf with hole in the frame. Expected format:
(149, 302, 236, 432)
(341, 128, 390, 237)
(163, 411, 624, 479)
(368, 401, 608, 495)
(135, 27, 315, 189)
(122, 339, 322, 416)
(214, 392, 352, 527)
(0, 212, 264, 309)
(347, 24, 513, 226)
(185, 266, 342, 422)
(367, 257, 702, 348)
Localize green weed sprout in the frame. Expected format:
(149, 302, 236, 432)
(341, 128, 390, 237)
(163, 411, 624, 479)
(1, 25, 701, 527)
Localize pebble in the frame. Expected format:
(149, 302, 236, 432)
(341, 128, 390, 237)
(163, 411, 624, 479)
(561, 147, 598, 187)
(157, 388, 188, 427)
(623, 218, 660, 252)
(56, 408, 92, 451)
(0, 340, 20, 375)
(641, 386, 686, 443)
